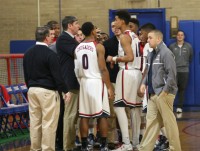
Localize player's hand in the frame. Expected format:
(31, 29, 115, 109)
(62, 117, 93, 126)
(106, 56, 113, 62)
(64, 92, 73, 103)
(137, 88, 144, 98)
(138, 84, 146, 97)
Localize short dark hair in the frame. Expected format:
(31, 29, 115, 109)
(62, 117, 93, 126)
(47, 20, 58, 30)
(140, 23, 156, 33)
(44, 24, 52, 30)
(130, 18, 139, 27)
(35, 26, 50, 41)
(150, 29, 163, 40)
(62, 16, 77, 30)
(115, 10, 130, 25)
(176, 30, 185, 35)
(81, 22, 95, 36)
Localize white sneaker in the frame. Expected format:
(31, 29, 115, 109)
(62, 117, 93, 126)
(176, 108, 182, 113)
(112, 144, 133, 151)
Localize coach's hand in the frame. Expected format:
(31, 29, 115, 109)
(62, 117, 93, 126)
(64, 92, 73, 103)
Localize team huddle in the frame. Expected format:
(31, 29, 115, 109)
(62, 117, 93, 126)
(23, 9, 192, 151)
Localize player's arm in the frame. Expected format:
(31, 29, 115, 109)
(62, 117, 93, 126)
(74, 53, 81, 83)
(96, 43, 114, 100)
(107, 34, 134, 63)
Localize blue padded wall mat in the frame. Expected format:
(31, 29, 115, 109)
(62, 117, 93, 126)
(176, 21, 195, 106)
(193, 21, 200, 105)
(10, 40, 35, 54)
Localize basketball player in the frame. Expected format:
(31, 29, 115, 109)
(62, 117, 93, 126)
(74, 22, 114, 151)
(107, 10, 143, 150)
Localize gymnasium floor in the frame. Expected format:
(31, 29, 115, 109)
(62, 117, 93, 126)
(1, 107, 200, 151)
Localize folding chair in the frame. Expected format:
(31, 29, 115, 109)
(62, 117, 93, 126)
(0, 88, 17, 137)
(5, 85, 29, 134)
(17, 83, 28, 103)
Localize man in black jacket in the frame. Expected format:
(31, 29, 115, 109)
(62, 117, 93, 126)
(23, 26, 71, 151)
(103, 21, 120, 147)
(56, 16, 80, 151)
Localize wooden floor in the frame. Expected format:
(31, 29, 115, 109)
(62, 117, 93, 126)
(2, 111, 200, 151)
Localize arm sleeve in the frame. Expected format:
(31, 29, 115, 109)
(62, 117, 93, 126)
(142, 53, 150, 85)
(163, 51, 177, 93)
(56, 37, 77, 57)
(48, 53, 68, 93)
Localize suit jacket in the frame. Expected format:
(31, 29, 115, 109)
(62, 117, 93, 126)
(56, 31, 80, 90)
(103, 36, 119, 83)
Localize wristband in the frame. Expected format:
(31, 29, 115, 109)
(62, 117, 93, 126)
(112, 56, 118, 63)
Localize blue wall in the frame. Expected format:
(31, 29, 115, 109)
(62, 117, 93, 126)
(10, 40, 35, 54)
(109, 8, 200, 106)
(109, 8, 166, 40)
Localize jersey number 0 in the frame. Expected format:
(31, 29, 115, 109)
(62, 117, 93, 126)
(82, 54, 88, 69)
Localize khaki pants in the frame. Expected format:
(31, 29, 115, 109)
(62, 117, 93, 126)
(63, 90, 79, 150)
(28, 87, 60, 151)
(139, 93, 181, 151)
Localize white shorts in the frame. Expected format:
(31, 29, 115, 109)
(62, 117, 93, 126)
(114, 69, 142, 107)
(79, 78, 110, 118)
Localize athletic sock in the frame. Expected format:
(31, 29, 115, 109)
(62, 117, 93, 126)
(101, 137, 107, 148)
(81, 137, 88, 148)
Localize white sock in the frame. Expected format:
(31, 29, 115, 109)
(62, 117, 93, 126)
(130, 108, 142, 146)
(114, 107, 130, 144)
(89, 128, 94, 134)
(88, 118, 96, 134)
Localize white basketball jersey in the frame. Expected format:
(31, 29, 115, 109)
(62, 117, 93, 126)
(118, 30, 141, 70)
(75, 41, 101, 79)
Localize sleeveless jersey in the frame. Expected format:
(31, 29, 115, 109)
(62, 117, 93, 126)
(75, 41, 101, 79)
(75, 41, 110, 117)
(118, 30, 141, 70)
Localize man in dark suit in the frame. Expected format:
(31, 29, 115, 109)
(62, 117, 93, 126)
(103, 21, 121, 149)
(56, 16, 80, 151)
(23, 26, 71, 151)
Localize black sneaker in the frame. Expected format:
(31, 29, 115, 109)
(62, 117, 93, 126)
(88, 133, 95, 146)
(142, 106, 147, 113)
(94, 131, 101, 146)
(81, 147, 89, 151)
(153, 135, 167, 151)
(160, 141, 169, 150)
(75, 135, 81, 146)
(107, 143, 115, 150)
(100, 146, 109, 151)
